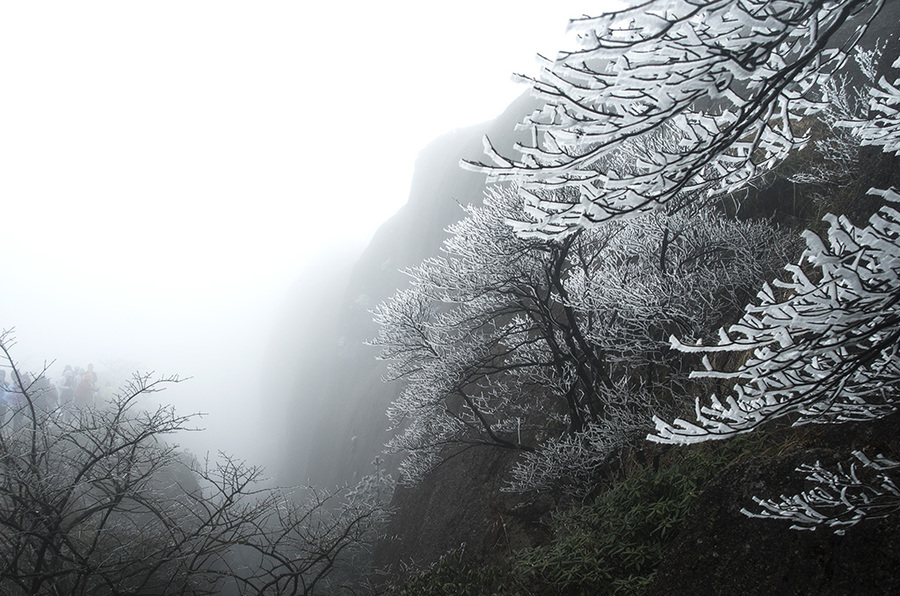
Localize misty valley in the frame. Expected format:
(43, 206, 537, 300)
(4, 1, 900, 594)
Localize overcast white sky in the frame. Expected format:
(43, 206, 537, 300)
(0, 1, 613, 463)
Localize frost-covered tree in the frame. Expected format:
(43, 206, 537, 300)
(507, 206, 793, 493)
(789, 43, 885, 194)
(373, 187, 790, 487)
(0, 332, 380, 595)
(372, 187, 606, 483)
(464, 0, 886, 237)
(569, 206, 795, 371)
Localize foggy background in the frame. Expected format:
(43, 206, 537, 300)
(1, 1, 610, 474)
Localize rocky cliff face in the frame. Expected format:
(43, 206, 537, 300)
(267, 92, 539, 489)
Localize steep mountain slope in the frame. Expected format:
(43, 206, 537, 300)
(269, 7, 900, 591)
(266, 93, 538, 488)
(369, 14, 900, 593)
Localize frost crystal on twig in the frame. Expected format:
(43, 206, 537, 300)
(743, 451, 900, 534)
(465, 0, 886, 237)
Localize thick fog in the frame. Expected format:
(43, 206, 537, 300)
(1, 1, 607, 477)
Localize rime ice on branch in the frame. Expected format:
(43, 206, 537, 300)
(652, 187, 900, 444)
(743, 451, 900, 534)
(0, 330, 381, 595)
(464, 0, 885, 237)
(844, 55, 900, 155)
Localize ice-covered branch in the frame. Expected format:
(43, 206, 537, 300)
(743, 451, 900, 534)
(652, 187, 900, 444)
(464, 0, 885, 238)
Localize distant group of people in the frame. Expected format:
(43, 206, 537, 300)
(0, 363, 100, 428)
(57, 363, 99, 409)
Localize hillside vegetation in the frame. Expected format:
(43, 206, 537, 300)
(370, 1, 900, 594)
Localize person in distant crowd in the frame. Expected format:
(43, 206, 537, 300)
(74, 368, 97, 408)
(58, 365, 76, 411)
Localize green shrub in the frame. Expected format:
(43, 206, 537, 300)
(390, 438, 758, 595)
(512, 440, 756, 595)
(391, 551, 518, 596)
